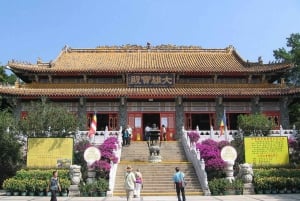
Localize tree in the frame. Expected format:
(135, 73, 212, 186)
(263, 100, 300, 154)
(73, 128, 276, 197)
(273, 33, 300, 86)
(19, 101, 79, 137)
(0, 66, 17, 85)
(0, 109, 23, 187)
(273, 33, 300, 129)
(237, 113, 274, 136)
(0, 66, 17, 111)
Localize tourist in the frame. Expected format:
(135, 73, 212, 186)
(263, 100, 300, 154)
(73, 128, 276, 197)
(48, 170, 61, 201)
(124, 165, 136, 201)
(122, 127, 127, 146)
(126, 125, 133, 145)
(172, 167, 186, 201)
(145, 124, 151, 141)
(134, 168, 143, 198)
(161, 124, 167, 141)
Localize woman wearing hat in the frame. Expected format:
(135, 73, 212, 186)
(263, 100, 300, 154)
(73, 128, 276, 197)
(134, 168, 143, 198)
(124, 165, 136, 201)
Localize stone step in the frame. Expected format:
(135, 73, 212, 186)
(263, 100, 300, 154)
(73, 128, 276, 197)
(114, 140, 203, 196)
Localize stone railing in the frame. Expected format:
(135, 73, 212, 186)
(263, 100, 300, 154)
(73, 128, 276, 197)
(181, 127, 210, 195)
(182, 126, 298, 144)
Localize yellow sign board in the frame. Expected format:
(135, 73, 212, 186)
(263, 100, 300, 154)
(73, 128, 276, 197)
(244, 136, 289, 166)
(27, 138, 73, 168)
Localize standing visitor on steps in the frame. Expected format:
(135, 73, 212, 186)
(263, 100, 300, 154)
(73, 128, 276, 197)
(134, 168, 143, 198)
(124, 165, 136, 201)
(48, 170, 61, 201)
(172, 167, 186, 201)
(161, 124, 167, 141)
(126, 124, 133, 145)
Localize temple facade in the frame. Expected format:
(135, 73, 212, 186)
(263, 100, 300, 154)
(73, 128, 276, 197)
(1, 44, 300, 140)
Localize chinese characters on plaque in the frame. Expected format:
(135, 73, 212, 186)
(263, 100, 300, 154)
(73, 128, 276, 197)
(127, 73, 175, 87)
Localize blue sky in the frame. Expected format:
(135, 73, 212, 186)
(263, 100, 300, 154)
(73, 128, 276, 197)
(1, 0, 299, 67)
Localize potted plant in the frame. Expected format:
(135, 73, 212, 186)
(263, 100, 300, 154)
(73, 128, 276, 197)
(25, 179, 36, 196)
(79, 182, 97, 197)
(79, 182, 89, 197)
(254, 177, 267, 194)
(18, 181, 27, 196)
(35, 179, 47, 196)
(3, 178, 14, 195)
(8, 179, 20, 196)
(208, 178, 220, 195)
(96, 178, 109, 197)
(233, 179, 243, 195)
(223, 179, 235, 195)
(60, 178, 71, 196)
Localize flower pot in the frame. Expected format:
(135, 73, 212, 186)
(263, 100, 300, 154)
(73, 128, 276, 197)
(278, 189, 286, 194)
(99, 191, 106, 197)
(13, 192, 19, 196)
(256, 190, 263, 194)
(38, 191, 44, 196)
(5, 191, 12, 196)
(20, 192, 27, 196)
(235, 190, 243, 195)
(28, 192, 35, 196)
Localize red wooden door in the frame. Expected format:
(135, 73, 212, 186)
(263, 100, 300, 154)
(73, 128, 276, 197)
(160, 113, 175, 141)
(128, 113, 143, 141)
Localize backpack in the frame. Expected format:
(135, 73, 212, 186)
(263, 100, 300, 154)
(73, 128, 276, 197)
(50, 178, 59, 191)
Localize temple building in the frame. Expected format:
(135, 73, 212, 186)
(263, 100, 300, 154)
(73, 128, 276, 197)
(1, 44, 300, 140)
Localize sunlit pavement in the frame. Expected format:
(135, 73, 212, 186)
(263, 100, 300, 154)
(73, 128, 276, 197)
(1, 194, 300, 201)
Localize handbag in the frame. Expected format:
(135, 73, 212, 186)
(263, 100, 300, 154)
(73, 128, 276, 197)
(183, 180, 187, 187)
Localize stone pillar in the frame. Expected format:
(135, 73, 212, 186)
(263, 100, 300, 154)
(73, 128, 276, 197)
(119, 97, 127, 129)
(251, 96, 260, 114)
(87, 167, 96, 184)
(224, 160, 235, 182)
(175, 96, 184, 139)
(215, 97, 224, 128)
(78, 97, 87, 130)
(280, 97, 290, 128)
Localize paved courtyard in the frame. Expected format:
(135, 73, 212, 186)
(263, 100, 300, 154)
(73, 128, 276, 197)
(1, 194, 300, 201)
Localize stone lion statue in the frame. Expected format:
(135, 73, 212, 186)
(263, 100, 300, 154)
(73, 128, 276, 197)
(236, 163, 253, 184)
(69, 165, 82, 185)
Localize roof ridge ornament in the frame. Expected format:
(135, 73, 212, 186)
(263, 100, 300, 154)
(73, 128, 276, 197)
(227, 45, 235, 51)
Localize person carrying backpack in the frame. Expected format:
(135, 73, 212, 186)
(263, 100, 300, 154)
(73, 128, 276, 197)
(172, 167, 186, 201)
(48, 170, 61, 201)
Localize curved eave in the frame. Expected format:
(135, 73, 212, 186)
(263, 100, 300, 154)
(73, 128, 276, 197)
(7, 62, 292, 75)
(1, 87, 300, 98)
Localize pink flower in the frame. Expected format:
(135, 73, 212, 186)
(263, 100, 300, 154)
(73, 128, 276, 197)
(187, 131, 200, 143)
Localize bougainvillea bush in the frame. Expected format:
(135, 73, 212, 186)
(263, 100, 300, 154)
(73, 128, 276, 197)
(196, 139, 230, 180)
(92, 137, 119, 179)
(187, 131, 200, 143)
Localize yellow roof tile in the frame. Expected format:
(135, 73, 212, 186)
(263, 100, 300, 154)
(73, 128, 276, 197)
(7, 46, 291, 73)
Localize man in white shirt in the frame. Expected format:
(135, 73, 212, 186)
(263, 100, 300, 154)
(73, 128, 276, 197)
(126, 125, 133, 145)
(124, 165, 136, 201)
(145, 124, 151, 141)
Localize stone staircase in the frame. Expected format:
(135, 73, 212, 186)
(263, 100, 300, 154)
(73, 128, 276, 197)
(113, 141, 203, 196)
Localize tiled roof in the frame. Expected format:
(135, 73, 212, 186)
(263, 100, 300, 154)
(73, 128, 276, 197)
(7, 46, 291, 74)
(1, 85, 299, 98)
